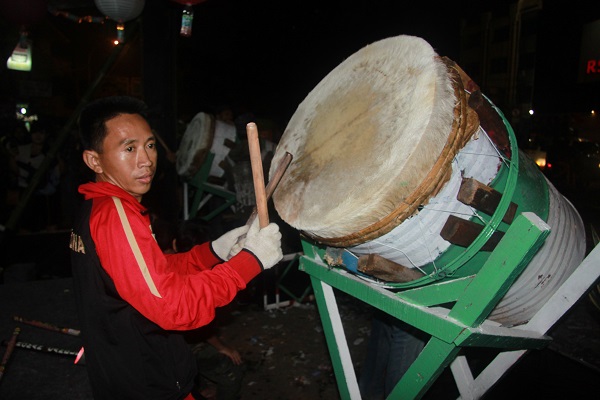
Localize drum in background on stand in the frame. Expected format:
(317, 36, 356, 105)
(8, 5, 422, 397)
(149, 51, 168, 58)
(269, 35, 586, 327)
(176, 112, 214, 180)
(176, 112, 238, 221)
(176, 112, 237, 180)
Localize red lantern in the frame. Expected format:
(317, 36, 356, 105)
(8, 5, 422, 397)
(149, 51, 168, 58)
(0, 0, 48, 27)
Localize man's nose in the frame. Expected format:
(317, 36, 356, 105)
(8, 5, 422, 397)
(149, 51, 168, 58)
(138, 148, 154, 167)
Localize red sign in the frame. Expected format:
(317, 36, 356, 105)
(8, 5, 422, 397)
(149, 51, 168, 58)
(586, 60, 600, 75)
(579, 19, 600, 83)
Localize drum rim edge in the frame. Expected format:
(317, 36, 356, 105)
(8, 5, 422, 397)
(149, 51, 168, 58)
(307, 58, 480, 248)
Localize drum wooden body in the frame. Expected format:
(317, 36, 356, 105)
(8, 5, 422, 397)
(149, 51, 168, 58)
(270, 35, 586, 326)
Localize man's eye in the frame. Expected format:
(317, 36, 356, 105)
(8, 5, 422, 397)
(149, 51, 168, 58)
(148, 143, 155, 149)
(126, 147, 134, 152)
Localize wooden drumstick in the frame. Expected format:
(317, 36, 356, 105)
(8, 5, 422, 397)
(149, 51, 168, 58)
(13, 315, 81, 337)
(246, 122, 269, 228)
(247, 151, 293, 226)
(229, 152, 293, 259)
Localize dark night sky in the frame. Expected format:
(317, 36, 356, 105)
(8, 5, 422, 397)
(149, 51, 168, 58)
(0, 0, 469, 127)
(534, 1, 600, 114)
(172, 0, 600, 125)
(1, 0, 599, 128)
(175, 0, 467, 124)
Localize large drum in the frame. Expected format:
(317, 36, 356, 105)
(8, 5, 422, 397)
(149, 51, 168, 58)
(269, 35, 586, 327)
(176, 112, 237, 179)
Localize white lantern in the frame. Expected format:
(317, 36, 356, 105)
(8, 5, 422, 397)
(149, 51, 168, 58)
(94, 0, 145, 23)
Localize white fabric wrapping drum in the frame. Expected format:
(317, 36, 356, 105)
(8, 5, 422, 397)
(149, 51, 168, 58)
(350, 127, 501, 267)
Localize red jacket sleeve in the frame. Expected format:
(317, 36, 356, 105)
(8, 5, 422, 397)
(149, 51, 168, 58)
(166, 242, 221, 272)
(90, 196, 262, 331)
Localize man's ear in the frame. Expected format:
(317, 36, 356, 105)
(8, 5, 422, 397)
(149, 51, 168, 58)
(83, 150, 103, 174)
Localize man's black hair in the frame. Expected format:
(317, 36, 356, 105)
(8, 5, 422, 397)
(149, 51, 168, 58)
(78, 96, 148, 152)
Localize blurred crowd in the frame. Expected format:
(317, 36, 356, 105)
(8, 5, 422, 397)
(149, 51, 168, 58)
(0, 114, 87, 234)
(0, 103, 282, 236)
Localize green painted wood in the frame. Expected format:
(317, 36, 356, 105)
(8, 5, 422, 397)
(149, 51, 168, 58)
(302, 260, 465, 343)
(454, 324, 550, 349)
(388, 337, 461, 399)
(300, 240, 320, 260)
(301, 212, 551, 399)
(398, 276, 474, 306)
(187, 152, 237, 220)
(448, 212, 550, 327)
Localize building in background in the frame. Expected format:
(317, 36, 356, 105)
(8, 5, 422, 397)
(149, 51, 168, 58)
(459, 0, 600, 190)
(459, 1, 542, 142)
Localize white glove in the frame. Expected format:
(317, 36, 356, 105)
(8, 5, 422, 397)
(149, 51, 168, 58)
(243, 220, 283, 270)
(228, 239, 245, 260)
(211, 225, 250, 261)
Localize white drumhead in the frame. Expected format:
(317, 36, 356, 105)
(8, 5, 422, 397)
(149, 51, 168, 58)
(270, 35, 457, 239)
(176, 112, 214, 178)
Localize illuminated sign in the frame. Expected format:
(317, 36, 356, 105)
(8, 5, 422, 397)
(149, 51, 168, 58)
(579, 19, 600, 83)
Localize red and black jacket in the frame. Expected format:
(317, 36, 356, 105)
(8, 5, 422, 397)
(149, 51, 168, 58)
(70, 181, 261, 399)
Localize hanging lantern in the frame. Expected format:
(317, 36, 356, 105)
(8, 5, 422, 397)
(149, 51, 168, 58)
(94, 0, 145, 43)
(170, 0, 208, 37)
(0, 0, 46, 72)
(6, 31, 32, 72)
(179, 5, 194, 37)
(94, 0, 145, 23)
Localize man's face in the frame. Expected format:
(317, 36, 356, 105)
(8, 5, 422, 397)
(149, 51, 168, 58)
(87, 113, 157, 202)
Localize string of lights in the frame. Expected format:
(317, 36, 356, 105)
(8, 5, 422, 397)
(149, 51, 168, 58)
(47, 6, 107, 24)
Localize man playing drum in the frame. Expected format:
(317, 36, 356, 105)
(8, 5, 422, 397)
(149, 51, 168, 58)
(70, 95, 283, 400)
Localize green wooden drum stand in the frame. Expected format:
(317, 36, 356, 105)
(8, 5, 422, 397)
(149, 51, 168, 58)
(299, 213, 600, 399)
